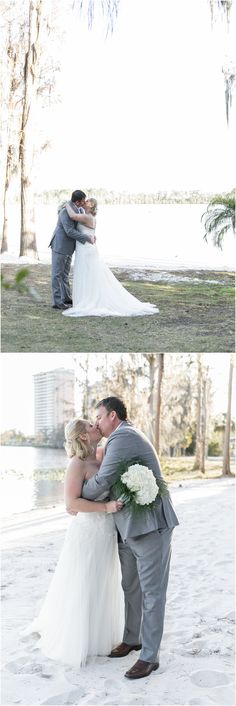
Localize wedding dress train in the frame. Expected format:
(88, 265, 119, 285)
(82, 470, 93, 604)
(23, 511, 124, 667)
(63, 225, 158, 317)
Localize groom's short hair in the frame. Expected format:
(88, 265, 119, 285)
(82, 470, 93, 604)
(96, 397, 127, 420)
(71, 190, 86, 203)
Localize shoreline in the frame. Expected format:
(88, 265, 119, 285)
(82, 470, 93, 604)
(1, 475, 233, 521)
(1, 255, 235, 275)
(1, 471, 234, 524)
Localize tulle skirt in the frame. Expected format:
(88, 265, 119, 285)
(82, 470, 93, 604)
(63, 243, 158, 317)
(23, 513, 124, 667)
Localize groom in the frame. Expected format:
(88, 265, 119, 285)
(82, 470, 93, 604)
(49, 189, 94, 310)
(82, 396, 179, 679)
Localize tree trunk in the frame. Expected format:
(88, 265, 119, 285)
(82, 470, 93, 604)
(143, 354, 158, 443)
(82, 355, 89, 418)
(1, 145, 13, 253)
(222, 356, 234, 475)
(1, 25, 18, 254)
(199, 375, 207, 473)
(155, 353, 164, 454)
(147, 355, 156, 443)
(19, 0, 42, 258)
(193, 354, 208, 472)
(193, 354, 202, 469)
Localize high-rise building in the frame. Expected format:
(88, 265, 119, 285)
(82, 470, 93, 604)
(34, 369, 75, 435)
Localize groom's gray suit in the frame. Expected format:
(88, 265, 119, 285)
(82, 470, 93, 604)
(49, 202, 92, 307)
(82, 421, 179, 663)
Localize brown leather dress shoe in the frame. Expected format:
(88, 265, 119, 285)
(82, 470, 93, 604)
(108, 642, 142, 658)
(125, 658, 159, 679)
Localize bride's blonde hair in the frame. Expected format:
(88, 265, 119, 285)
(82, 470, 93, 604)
(64, 418, 92, 460)
(86, 197, 97, 216)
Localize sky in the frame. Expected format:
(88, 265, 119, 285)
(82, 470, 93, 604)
(35, 0, 235, 193)
(1, 353, 234, 434)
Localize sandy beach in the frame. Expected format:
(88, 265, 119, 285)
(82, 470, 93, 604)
(1, 477, 235, 706)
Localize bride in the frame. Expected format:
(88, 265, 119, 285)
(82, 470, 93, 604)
(23, 418, 124, 667)
(63, 199, 159, 317)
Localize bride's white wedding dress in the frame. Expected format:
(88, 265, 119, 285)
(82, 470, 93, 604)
(23, 509, 124, 667)
(63, 225, 158, 317)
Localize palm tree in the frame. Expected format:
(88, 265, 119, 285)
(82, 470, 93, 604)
(202, 192, 235, 249)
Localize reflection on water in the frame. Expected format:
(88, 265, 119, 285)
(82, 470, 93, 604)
(1, 445, 66, 473)
(1, 446, 67, 517)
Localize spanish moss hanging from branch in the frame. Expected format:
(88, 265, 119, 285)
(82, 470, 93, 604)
(74, 0, 120, 33)
(209, 0, 232, 26)
(208, 0, 235, 124)
(223, 66, 236, 124)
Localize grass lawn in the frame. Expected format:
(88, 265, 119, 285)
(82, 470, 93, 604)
(1, 265, 235, 352)
(161, 456, 235, 481)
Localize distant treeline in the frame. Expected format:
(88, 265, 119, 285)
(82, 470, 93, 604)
(1, 427, 65, 449)
(35, 189, 230, 206)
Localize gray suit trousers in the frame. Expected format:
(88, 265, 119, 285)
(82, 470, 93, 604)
(51, 251, 72, 306)
(118, 527, 173, 662)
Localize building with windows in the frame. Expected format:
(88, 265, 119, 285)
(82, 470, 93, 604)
(34, 368, 75, 435)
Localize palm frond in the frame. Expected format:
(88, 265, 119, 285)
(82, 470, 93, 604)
(202, 191, 235, 248)
(209, 193, 235, 211)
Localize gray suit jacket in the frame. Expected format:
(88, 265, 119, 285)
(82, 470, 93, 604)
(49, 202, 92, 256)
(82, 422, 179, 541)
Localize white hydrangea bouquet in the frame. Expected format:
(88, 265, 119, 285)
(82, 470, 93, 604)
(113, 458, 168, 513)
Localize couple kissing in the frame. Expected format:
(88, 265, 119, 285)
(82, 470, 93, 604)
(23, 396, 178, 680)
(49, 191, 159, 318)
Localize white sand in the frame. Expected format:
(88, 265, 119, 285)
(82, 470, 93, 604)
(1, 478, 235, 706)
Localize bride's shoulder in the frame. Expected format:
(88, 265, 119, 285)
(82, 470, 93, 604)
(88, 215, 96, 231)
(84, 215, 96, 230)
(66, 456, 86, 478)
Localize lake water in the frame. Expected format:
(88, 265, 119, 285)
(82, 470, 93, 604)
(3, 203, 235, 271)
(1, 446, 67, 518)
